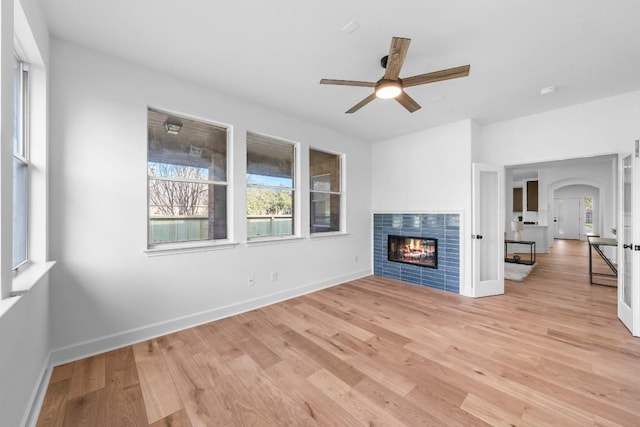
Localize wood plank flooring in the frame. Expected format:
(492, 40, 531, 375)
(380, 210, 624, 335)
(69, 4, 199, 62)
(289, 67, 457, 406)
(37, 239, 640, 426)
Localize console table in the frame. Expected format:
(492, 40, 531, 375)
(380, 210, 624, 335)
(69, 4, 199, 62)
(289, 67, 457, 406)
(505, 240, 536, 265)
(587, 236, 617, 286)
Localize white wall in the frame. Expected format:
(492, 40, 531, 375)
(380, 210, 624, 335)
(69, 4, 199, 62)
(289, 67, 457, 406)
(482, 93, 638, 261)
(479, 92, 640, 164)
(48, 40, 372, 361)
(371, 120, 473, 294)
(0, 276, 51, 427)
(0, 1, 51, 426)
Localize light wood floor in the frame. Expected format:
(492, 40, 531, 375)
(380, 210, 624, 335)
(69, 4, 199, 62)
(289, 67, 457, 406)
(37, 240, 640, 426)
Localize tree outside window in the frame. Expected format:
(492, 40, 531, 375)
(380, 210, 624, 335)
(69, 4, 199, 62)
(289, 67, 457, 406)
(246, 132, 296, 239)
(584, 196, 593, 230)
(147, 109, 228, 246)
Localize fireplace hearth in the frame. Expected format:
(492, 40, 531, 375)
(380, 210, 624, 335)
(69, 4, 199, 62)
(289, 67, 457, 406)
(387, 234, 437, 268)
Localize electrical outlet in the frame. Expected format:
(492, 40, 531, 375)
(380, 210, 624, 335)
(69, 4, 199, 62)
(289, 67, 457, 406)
(248, 277, 255, 287)
(271, 272, 278, 282)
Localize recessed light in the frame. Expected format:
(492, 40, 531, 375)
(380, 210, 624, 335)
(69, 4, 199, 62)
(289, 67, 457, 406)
(341, 20, 360, 35)
(540, 86, 556, 95)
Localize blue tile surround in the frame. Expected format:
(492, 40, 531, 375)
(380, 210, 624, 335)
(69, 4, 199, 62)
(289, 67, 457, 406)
(373, 213, 460, 293)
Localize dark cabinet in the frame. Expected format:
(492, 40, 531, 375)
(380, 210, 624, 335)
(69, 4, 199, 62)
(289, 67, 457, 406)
(513, 187, 523, 211)
(527, 180, 538, 211)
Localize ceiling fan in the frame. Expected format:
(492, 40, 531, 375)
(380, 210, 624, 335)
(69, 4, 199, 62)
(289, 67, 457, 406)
(320, 37, 470, 114)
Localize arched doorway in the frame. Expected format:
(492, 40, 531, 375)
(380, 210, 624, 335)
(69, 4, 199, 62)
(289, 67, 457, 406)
(547, 177, 607, 245)
(553, 183, 600, 240)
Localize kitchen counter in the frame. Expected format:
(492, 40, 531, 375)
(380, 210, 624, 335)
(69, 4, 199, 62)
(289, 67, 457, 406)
(510, 224, 549, 253)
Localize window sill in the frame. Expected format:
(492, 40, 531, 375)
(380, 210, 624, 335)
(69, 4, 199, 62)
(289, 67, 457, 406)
(1, 261, 56, 318)
(310, 231, 349, 240)
(246, 236, 304, 247)
(0, 297, 20, 319)
(12, 261, 56, 295)
(145, 240, 238, 257)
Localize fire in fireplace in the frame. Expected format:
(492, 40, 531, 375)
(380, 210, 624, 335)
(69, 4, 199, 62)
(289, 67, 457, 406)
(387, 235, 437, 268)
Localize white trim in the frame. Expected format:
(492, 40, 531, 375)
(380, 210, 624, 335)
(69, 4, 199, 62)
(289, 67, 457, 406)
(21, 353, 52, 427)
(0, 296, 20, 319)
(373, 210, 465, 215)
(247, 183, 294, 191)
(246, 236, 304, 246)
(309, 190, 342, 195)
(11, 261, 55, 295)
(148, 175, 227, 186)
(144, 240, 237, 256)
(310, 231, 349, 240)
(49, 270, 371, 367)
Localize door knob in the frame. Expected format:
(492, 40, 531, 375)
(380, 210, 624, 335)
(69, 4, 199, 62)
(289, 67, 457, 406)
(623, 243, 633, 249)
(476, 235, 483, 240)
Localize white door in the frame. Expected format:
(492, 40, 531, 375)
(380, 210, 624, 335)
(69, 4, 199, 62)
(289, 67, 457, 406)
(472, 163, 505, 297)
(618, 146, 639, 336)
(554, 198, 581, 239)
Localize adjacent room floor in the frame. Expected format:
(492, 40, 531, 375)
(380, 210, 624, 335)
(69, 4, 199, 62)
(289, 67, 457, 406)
(37, 240, 640, 426)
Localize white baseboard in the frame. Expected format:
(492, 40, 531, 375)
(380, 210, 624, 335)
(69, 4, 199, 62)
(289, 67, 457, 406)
(49, 269, 371, 367)
(22, 353, 52, 427)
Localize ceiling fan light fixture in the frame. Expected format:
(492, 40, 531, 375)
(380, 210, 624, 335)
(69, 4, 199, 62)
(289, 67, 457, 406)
(375, 80, 402, 99)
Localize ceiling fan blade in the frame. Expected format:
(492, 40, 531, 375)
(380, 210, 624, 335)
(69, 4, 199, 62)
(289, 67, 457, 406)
(383, 37, 411, 80)
(320, 79, 376, 87)
(346, 93, 377, 114)
(402, 65, 471, 88)
(395, 91, 421, 113)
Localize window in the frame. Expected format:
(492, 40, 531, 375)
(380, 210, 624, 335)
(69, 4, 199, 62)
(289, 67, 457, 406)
(309, 149, 342, 233)
(584, 196, 593, 231)
(246, 132, 296, 239)
(147, 108, 228, 247)
(13, 55, 29, 269)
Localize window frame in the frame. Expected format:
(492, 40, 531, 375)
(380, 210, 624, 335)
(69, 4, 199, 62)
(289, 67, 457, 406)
(309, 148, 345, 235)
(246, 132, 299, 241)
(145, 108, 232, 253)
(12, 54, 29, 270)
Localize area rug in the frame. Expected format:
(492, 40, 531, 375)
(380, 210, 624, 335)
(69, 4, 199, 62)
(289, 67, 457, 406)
(505, 262, 536, 282)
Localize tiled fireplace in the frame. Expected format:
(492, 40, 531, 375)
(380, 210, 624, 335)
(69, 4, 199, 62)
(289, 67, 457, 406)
(374, 213, 460, 293)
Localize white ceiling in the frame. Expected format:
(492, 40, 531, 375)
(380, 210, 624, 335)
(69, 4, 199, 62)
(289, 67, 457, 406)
(42, 0, 640, 143)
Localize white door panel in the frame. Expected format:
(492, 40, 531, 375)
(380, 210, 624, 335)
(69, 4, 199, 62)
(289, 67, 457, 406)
(472, 163, 504, 297)
(618, 145, 639, 336)
(554, 198, 580, 239)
